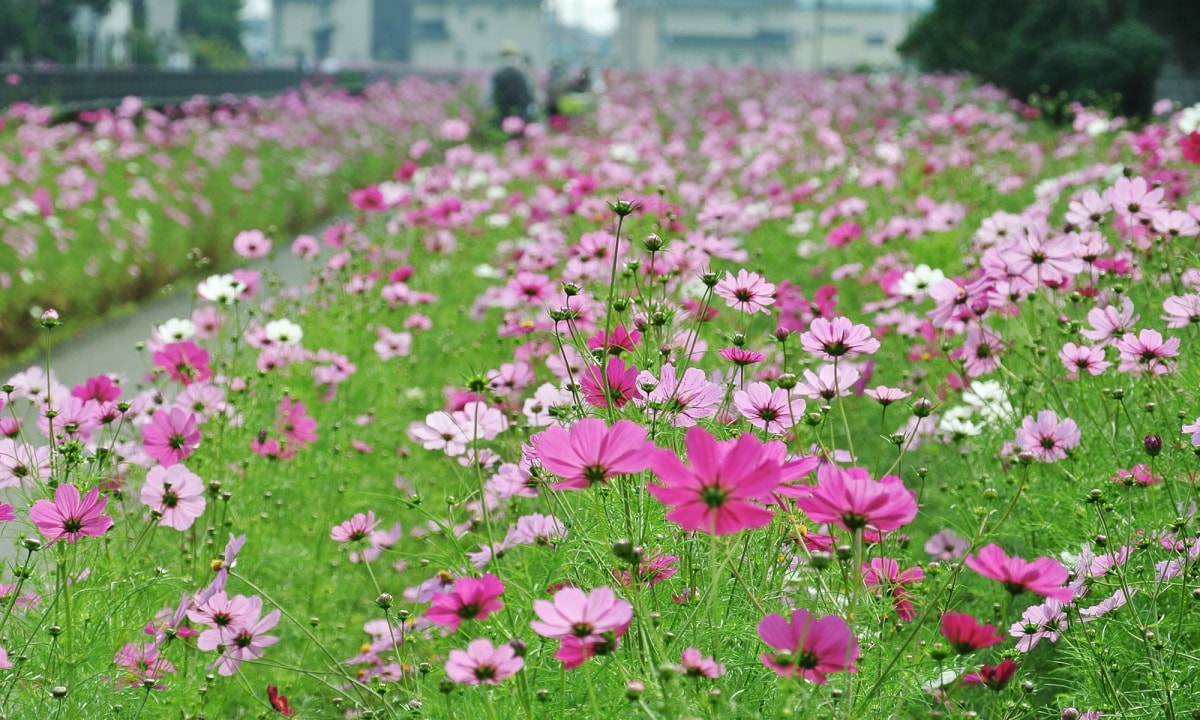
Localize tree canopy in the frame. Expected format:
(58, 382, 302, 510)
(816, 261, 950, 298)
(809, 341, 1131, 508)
(0, 0, 112, 65)
(897, 0, 1192, 119)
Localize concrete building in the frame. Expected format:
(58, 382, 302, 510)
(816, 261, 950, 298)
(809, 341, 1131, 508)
(271, 0, 546, 68)
(615, 0, 923, 70)
(90, 0, 183, 67)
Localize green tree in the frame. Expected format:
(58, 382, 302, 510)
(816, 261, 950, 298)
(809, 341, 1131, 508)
(898, 0, 1170, 119)
(180, 0, 247, 68)
(0, 0, 112, 65)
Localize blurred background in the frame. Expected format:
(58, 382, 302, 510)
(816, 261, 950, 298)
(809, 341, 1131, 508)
(1, 1, 1198, 119)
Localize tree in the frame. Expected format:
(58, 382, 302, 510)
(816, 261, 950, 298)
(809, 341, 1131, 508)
(179, 0, 247, 68)
(898, 0, 1171, 120)
(0, 0, 112, 65)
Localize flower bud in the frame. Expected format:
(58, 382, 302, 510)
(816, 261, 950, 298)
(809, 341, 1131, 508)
(1143, 434, 1162, 457)
(625, 680, 645, 700)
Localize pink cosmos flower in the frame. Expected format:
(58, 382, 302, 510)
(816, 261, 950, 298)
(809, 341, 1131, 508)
(1108, 176, 1164, 225)
(1080, 298, 1139, 345)
(865, 386, 911, 406)
(1114, 329, 1180, 376)
(407, 411, 470, 456)
(965, 544, 1073, 602)
(612, 551, 678, 588)
(714, 269, 776, 314)
(636, 363, 722, 427)
(956, 325, 1005, 377)
(862, 558, 925, 621)
(579, 357, 641, 409)
(717, 346, 766, 366)
(277, 397, 318, 446)
(530, 586, 632, 643)
(141, 464, 207, 531)
(794, 363, 860, 401)
(1079, 587, 1134, 621)
(1162, 293, 1200, 328)
(29, 483, 113, 545)
(733, 382, 802, 435)
(197, 597, 280, 676)
(152, 341, 213, 386)
(677, 647, 726, 678)
(529, 418, 652, 490)
(445, 638, 524, 685)
(1182, 416, 1200, 447)
(1014, 410, 1080, 463)
(924, 528, 969, 560)
(72, 374, 122, 402)
(331, 511, 381, 543)
(1009, 598, 1068, 652)
(939, 612, 1005, 654)
(113, 642, 176, 689)
(801, 317, 880, 360)
(232, 229, 272, 258)
(0, 503, 14, 522)
(794, 464, 918, 534)
(142, 408, 201, 467)
(757, 609, 860, 683)
(646, 426, 783, 535)
(425, 574, 505, 632)
(1058, 342, 1110, 378)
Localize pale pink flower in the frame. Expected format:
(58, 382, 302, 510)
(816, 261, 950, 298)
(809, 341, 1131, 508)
(141, 464, 206, 531)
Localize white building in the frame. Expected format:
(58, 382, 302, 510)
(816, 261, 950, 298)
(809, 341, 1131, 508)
(271, 0, 546, 68)
(91, 0, 183, 67)
(616, 0, 923, 70)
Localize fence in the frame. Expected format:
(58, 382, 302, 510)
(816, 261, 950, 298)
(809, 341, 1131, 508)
(0, 66, 463, 115)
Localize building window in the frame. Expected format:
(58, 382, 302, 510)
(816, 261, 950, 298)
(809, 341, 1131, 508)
(864, 34, 886, 46)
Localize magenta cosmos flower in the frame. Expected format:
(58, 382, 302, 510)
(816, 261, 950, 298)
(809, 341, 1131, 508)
(141, 464, 206, 531)
(646, 426, 783, 535)
(714, 269, 776, 314)
(579, 357, 641, 409)
(142, 407, 201, 467)
(29, 483, 113, 545)
(529, 418, 652, 490)
(445, 638, 524, 685)
(152, 341, 213, 386)
(1014, 410, 1080, 463)
(800, 317, 881, 360)
(530, 586, 632, 643)
(794, 464, 918, 534)
(425, 574, 505, 632)
(757, 609, 860, 683)
(939, 612, 1005, 654)
(965, 544, 1073, 602)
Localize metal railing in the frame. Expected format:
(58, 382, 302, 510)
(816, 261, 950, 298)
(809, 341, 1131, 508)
(0, 65, 464, 115)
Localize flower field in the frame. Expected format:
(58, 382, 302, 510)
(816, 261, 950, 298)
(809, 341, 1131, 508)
(2, 68, 1200, 719)
(0, 77, 458, 360)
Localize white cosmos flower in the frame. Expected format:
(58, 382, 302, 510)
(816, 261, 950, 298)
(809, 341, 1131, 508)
(158, 318, 197, 341)
(196, 274, 246, 304)
(962, 380, 1013, 422)
(264, 319, 303, 345)
(896, 264, 946, 297)
(1178, 103, 1200, 134)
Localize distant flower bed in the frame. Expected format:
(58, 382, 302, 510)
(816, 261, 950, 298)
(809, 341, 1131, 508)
(0, 78, 459, 359)
(2, 67, 1200, 718)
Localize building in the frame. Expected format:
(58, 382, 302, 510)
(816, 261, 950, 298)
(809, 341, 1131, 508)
(615, 0, 924, 70)
(89, 0, 183, 68)
(271, 0, 546, 68)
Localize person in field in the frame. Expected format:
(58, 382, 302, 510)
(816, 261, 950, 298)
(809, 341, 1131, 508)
(488, 42, 535, 135)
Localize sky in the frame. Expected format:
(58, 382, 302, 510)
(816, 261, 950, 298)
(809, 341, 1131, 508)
(553, 0, 618, 34)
